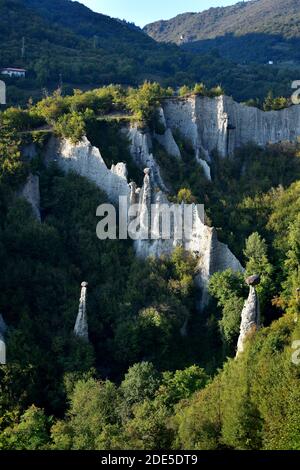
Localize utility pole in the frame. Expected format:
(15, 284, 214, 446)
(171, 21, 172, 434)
(93, 35, 98, 49)
(21, 37, 25, 59)
(58, 73, 63, 93)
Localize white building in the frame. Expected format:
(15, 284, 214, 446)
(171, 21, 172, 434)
(1, 67, 26, 78)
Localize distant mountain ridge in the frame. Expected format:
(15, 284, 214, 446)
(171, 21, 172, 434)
(22, 0, 148, 44)
(0, 0, 299, 104)
(144, 0, 300, 64)
(0, 0, 194, 99)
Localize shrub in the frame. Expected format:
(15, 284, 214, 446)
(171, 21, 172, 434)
(1, 107, 44, 131)
(53, 111, 86, 143)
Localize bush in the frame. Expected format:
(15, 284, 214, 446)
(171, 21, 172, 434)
(0, 125, 28, 187)
(53, 111, 86, 143)
(179, 85, 191, 97)
(176, 188, 196, 204)
(263, 91, 290, 111)
(209, 269, 247, 349)
(126, 82, 170, 124)
(0, 406, 50, 450)
(34, 92, 70, 123)
(1, 108, 44, 132)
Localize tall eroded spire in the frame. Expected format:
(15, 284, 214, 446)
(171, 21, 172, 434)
(236, 275, 261, 357)
(138, 168, 152, 240)
(0, 314, 7, 365)
(74, 282, 89, 342)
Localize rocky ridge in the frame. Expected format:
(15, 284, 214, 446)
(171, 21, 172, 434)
(20, 94, 300, 310)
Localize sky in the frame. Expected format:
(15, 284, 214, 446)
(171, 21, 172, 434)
(77, 0, 237, 27)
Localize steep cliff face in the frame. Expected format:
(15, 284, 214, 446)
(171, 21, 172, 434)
(128, 95, 300, 185)
(45, 136, 130, 203)
(36, 123, 244, 311)
(20, 174, 41, 222)
(154, 128, 181, 160)
(40, 131, 243, 310)
(26, 90, 300, 318)
(153, 107, 182, 159)
(19, 92, 298, 318)
(163, 98, 199, 153)
(163, 95, 300, 158)
(133, 187, 176, 259)
(195, 227, 244, 309)
(224, 96, 300, 155)
(127, 126, 169, 191)
(132, 168, 244, 309)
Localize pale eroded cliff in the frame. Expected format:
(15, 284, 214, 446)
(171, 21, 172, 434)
(45, 136, 130, 203)
(162, 95, 300, 158)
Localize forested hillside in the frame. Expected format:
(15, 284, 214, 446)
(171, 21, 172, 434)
(0, 84, 299, 449)
(144, 0, 300, 64)
(0, 0, 299, 104)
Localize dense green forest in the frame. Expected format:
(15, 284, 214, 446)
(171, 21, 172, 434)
(0, 0, 299, 104)
(144, 0, 300, 64)
(0, 82, 300, 449)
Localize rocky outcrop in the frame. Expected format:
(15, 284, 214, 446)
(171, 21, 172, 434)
(111, 162, 128, 180)
(128, 95, 300, 184)
(129, 181, 140, 206)
(163, 95, 300, 158)
(154, 128, 181, 160)
(236, 276, 261, 356)
(0, 80, 6, 105)
(41, 128, 244, 312)
(0, 314, 7, 365)
(20, 174, 41, 221)
(195, 227, 244, 310)
(132, 168, 243, 309)
(153, 107, 181, 159)
(133, 187, 176, 258)
(127, 126, 169, 191)
(196, 157, 212, 181)
(163, 97, 199, 152)
(45, 136, 130, 204)
(74, 282, 89, 342)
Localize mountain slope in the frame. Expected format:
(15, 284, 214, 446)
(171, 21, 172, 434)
(0, 0, 299, 105)
(144, 0, 300, 63)
(1, 0, 172, 83)
(23, 0, 157, 49)
(1, 0, 234, 96)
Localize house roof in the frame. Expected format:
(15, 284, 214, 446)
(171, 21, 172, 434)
(1, 67, 26, 72)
